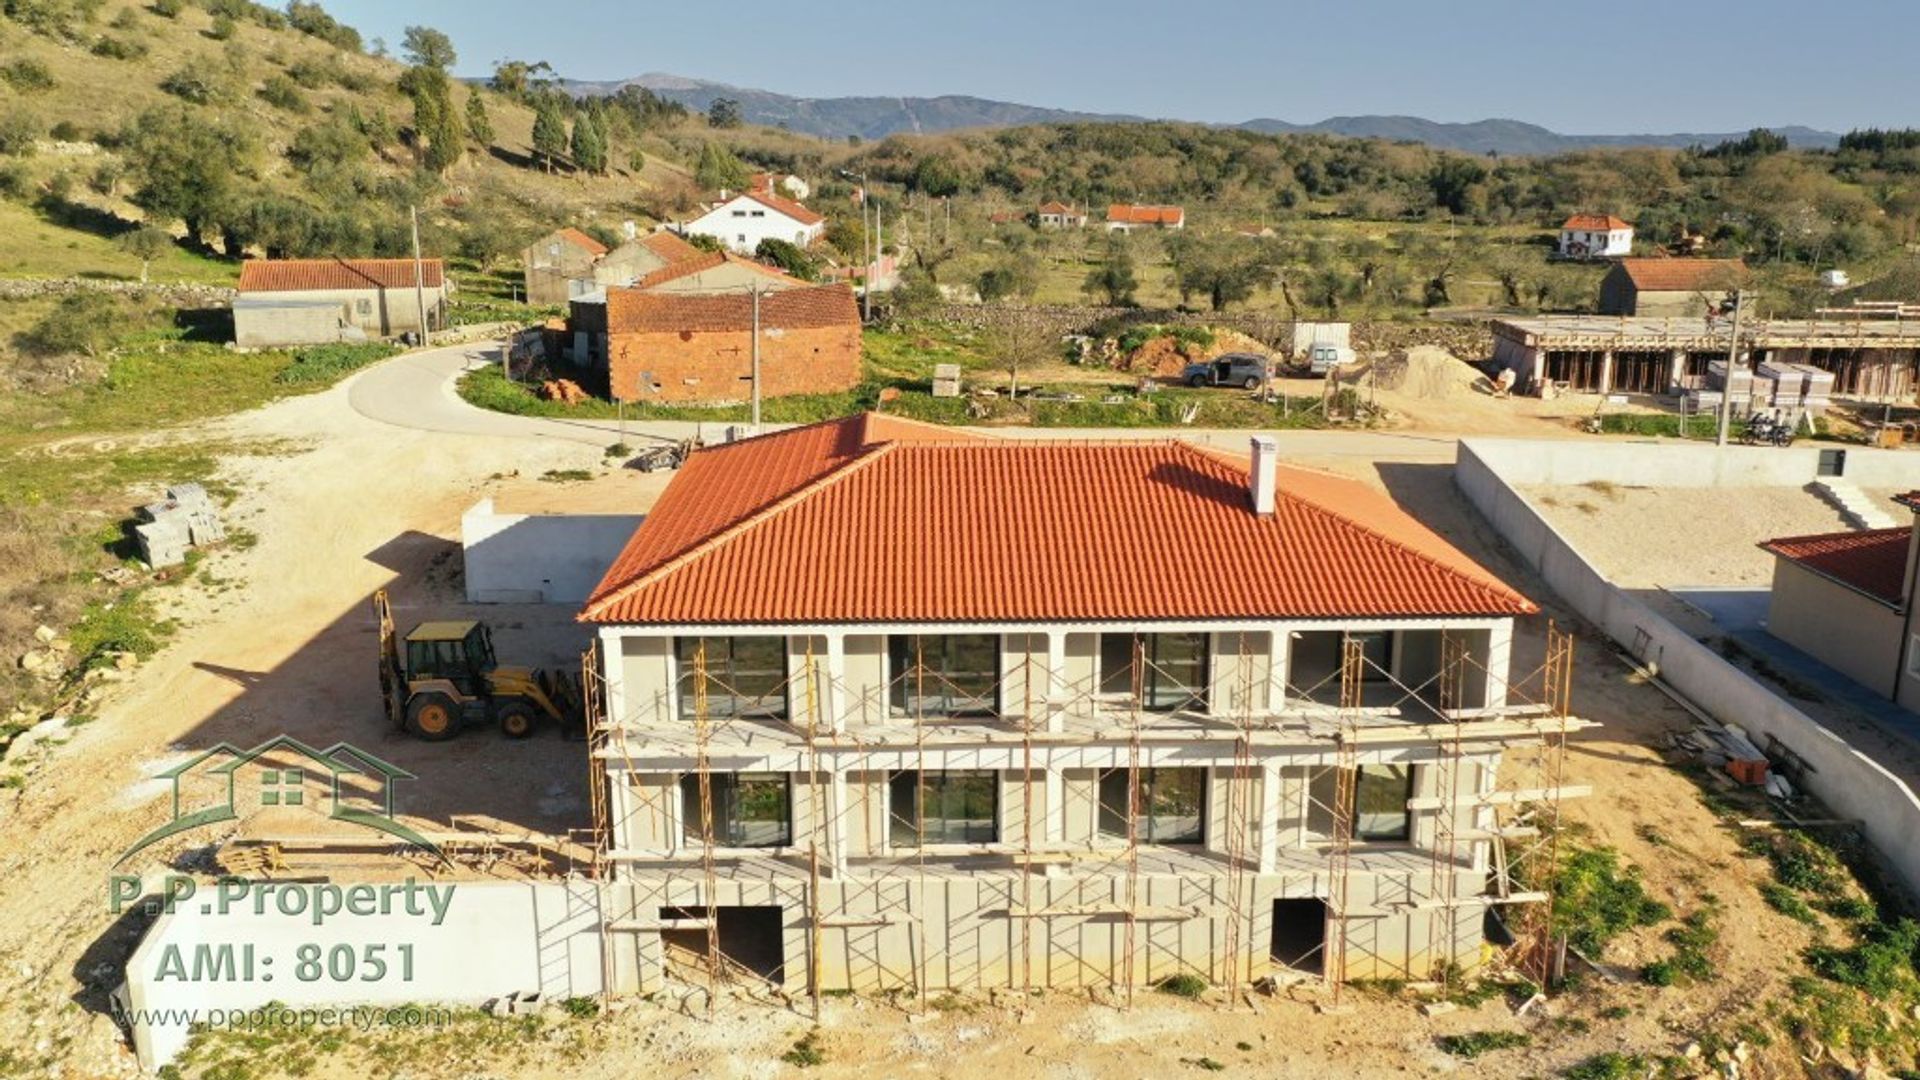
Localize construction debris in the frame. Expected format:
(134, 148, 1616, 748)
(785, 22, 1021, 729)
(134, 483, 225, 570)
(538, 379, 590, 405)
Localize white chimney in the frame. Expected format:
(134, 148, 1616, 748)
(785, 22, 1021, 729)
(1249, 435, 1278, 516)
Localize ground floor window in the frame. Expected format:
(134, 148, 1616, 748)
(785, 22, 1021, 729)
(1354, 764, 1414, 841)
(680, 772, 791, 847)
(1097, 766, 1205, 844)
(888, 770, 998, 846)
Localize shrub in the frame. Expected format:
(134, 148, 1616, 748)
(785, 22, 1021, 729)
(1437, 1031, 1530, 1058)
(559, 996, 599, 1019)
(780, 1029, 825, 1068)
(159, 67, 222, 104)
(48, 120, 80, 142)
(1805, 918, 1920, 995)
(149, 0, 182, 15)
(109, 5, 138, 29)
(257, 74, 307, 113)
(0, 111, 41, 157)
(0, 58, 55, 91)
(24, 292, 124, 355)
(90, 34, 148, 59)
(205, 12, 235, 38)
(1563, 1053, 1650, 1080)
(1153, 973, 1209, 999)
(1551, 846, 1670, 957)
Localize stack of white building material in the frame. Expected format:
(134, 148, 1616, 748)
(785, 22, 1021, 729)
(134, 483, 225, 569)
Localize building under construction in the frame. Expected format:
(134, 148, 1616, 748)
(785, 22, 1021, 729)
(1494, 310, 1920, 399)
(576, 414, 1588, 1003)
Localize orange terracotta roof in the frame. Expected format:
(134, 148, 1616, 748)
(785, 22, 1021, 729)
(636, 251, 794, 290)
(237, 258, 444, 293)
(1617, 257, 1746, 293)
(1107, 204, 1185, 225)
(727, 189, 825, 227)
(581, 417, 1535, 624)
(1562, 213, 1632, 231)
(604, 281, 857, 334)
(1038, 201, 1076, 215)
(638, 232, 704, 262)
(552, 227, 609, 256)
(1761, 527, 1912, 607)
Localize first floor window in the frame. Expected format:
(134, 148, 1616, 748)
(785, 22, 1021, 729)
(889, 635, 999, 717)
(1353, 764, 1414, 841)
(680, 772, 791, 847)
(1351, 631, 1393, 682)
(676, 637, 788, 719)
(1099, 633, 1209, 711)
(1098, 766, 1205, 844)
(888, 770, 998, 846)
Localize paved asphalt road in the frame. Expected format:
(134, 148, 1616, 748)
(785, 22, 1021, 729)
(348, 340, 1463, 462)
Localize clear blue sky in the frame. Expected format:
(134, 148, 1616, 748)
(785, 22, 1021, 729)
(323, 0, 1917, 134)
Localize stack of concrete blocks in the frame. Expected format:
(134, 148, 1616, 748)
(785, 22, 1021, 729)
(932, 363, 962, 398)
(1758, 361, 1833, 414)
(135, 483, 225, 569)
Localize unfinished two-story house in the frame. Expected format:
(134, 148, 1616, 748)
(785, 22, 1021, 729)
(579, 414, 1584, 997)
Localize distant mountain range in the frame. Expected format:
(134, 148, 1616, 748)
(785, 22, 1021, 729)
(562, 72, 1842, 156)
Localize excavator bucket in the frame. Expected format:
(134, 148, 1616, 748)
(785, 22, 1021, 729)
(372, 589, 405, 731)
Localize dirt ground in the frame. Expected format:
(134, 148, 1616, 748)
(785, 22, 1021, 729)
(0, 362, 1892, 1078)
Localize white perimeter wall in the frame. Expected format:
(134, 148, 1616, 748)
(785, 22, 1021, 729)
(461, 499, 644, 604)
(1455, 437, 1920, 899)
(122, 879, 603, 1071)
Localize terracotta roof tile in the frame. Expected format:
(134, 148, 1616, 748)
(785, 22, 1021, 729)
(1038, 201, 1076, 215)
(604, 281, 858, 334)
(237, 258, 444, 293)
(636, 252, 792, 290)
(638, 232, 704, 262)
(1762, 527, 1912, 607)
(552, 227, 609, 256)
(742, 189, 825, 226)
(1562, 213, 1632, 231)
(581, 416, 1535, 624)
(1617, 258, 1746, 293)
(1107, 204, 1185, 225)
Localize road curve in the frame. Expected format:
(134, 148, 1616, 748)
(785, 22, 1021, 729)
(347, 339, 1461, 461)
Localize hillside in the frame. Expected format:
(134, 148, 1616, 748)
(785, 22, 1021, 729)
(572, 71, 1840, 154)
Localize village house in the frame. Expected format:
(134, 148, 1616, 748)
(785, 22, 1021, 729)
(563, 281, 861, 403)
(1761, 495, 1920, 712)
(1037, 201, 1087, 228)
(630, 250, 802, 296)
(752, 172, 812, 201)
(684, 190, 827, 255)
(523, 227, 610, 305)
(1598, 258, 1746, 317)
(1557, 213, 1634, 259)
(232, 257, 446, 348)
(1105, 204, 1185, 232)
(579, 415, 1584, 994)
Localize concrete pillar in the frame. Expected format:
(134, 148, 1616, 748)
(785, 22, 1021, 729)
(665, 773, 684, 857)
(1484, 622, 1513, 710)
(1045, 631, 1067, 734)
(1598, 350, 1614, 395)
(827, 770, 850, 878)
(1257, 764, 1280, 873)
(1046, 767, 1066, 844)
(824, 633, 847, 734)
(1669, 349, 1686, 391)
(1266, 627, 1290, 715)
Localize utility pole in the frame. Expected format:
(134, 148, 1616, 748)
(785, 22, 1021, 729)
(1716, 289, 1745, 447)
(750, 285, 762, 432)
(410, 205, 430, 348)
(840, 169, 872, 322)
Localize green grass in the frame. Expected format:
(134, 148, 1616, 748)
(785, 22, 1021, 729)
(780, 1029, 826, 1068)
(1561, 1052, 1650, 1080)
(1435, 1031, 1531, 1058)
(0, 200, 235, 284)
(1805, 919, 1920, 995)
(1548, 843, 1672, 957)
(273, 342, 401, 385)
(1153, 973, 1209, 999)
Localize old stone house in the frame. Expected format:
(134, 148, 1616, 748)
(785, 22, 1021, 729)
(233, 258, 446, 348)
(1598, 258, 1745, 317)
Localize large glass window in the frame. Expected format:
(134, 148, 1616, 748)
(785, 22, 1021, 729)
(1097, 767, 1206, 844)
(676, 637, 788, 719)
(680, 772, 791, 847)
(1099, 633, 1209, 711)
(888, 770, 998, 846)
(888, 635, 999, 717)
(1353, 764, 1413, 841)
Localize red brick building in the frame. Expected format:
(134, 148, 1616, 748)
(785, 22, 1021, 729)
(587, 282, 862, 404)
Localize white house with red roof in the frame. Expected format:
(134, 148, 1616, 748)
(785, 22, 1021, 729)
(578, 414, 1588, 995)
(683, 189, 827, 255)
(1557, 213, 1634, 259)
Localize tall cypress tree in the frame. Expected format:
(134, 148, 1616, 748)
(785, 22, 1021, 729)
(530, 99, 566, 173)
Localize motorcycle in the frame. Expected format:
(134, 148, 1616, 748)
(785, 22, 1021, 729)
(1739, 411, 1796, 448)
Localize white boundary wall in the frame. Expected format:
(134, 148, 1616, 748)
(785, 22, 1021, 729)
(461, 499, 644, 604)
(119, 879, 603, 1071)
(1455, 437, 1920, 898)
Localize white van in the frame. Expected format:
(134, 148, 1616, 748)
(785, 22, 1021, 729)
(1307, 343, 1356, 375)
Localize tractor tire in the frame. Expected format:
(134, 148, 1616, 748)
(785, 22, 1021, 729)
(404, 692, 461, 741)
(1243, 376, 1261, 391)
(496, 699, 539, 740)
(1187, 374, 1207, 388)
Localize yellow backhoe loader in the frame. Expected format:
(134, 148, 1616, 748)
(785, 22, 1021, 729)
(374, 590, 580, 740)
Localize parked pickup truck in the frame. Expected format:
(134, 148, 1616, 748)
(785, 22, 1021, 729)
(1180, 353, 1273, 390)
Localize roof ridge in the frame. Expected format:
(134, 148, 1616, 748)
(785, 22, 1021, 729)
(581, 442, 900, 620)
(1166, 442, 1525, 609)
